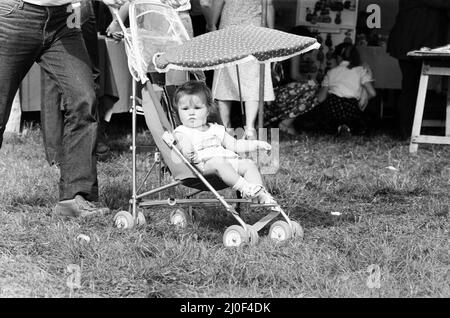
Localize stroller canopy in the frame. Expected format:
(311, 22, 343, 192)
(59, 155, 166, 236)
(153, 25, 320, 73)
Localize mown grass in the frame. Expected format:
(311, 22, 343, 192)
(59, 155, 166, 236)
(0, 123, 449, 298)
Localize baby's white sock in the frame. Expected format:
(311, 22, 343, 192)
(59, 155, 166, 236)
(232, 177, 247, 193)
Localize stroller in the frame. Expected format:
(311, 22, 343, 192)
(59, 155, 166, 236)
(110, 0, 320, 247)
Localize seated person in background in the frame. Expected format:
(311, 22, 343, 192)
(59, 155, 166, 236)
(167, 81, 278, 206)
(265, 26, 320, 134)
(293, 42, 376, 136)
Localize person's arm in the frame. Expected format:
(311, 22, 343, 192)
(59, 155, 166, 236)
(266, 0, 275, 29)
(107, 2, 129, 22)
(222, 132, 271, 153)
(363, 82, 376, 99)
(360, 65, 376, 99)
(204, 0, 225, 31)
(106, 3, 129, 40)
(317, 71, 330, 103)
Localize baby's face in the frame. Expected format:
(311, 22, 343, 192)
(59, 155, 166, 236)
(177, 93, 209, 128)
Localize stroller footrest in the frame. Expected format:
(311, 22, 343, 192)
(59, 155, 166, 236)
(253, 210, 281, 232)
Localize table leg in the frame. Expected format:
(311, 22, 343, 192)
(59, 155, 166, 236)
(446, 79, 450, 137)
(409, 63, 429, 153)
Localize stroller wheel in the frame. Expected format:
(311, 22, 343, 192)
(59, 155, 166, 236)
(223, 225, 248, 247)
(170, 208, 190, 228)
(269, 220, 292, 243)
(114, 211, 135, 229)
(136, 211, 147, 228)
(291, 221, 304, 239)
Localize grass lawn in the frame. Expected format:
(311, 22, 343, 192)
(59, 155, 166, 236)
(0, 120, 449, 298)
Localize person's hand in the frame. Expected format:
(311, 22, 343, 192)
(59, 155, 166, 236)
(161, 0, 189, 10)
(359, 88, 369, 110)
(256, 141, 271, 151)
(102, 0, 129, 9)
(106, 20, 124, 42)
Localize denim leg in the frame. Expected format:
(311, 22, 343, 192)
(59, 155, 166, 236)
(0, 0, 43, 147)
(37, 7, 99, 202)
(41, 70, 64, 166)
(81, 12, 102, 122)
(80, 1, 100, 98)
(41, 1, 98, 166)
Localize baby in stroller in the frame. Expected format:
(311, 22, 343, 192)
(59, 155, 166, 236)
(166, 81, 278, 207)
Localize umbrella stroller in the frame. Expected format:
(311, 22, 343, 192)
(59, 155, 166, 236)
(111, 0, 320, 247)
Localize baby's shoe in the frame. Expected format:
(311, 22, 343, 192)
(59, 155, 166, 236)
(241, 183, 264, 201)
(256, 187, 283, 212)
(255, 187, 276, 205)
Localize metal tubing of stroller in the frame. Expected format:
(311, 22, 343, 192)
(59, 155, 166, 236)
(258, 64, 265, 130)
(157, 155, 162, 200)
(169, 144, 248, 230)
(235, 65, 245, 117)
(258, 0, 268, 130)
(135, 180, 181, 200)
(136, 159, 158, 194)
(139, 198, 266, 206)
(132, 79, 137, 219)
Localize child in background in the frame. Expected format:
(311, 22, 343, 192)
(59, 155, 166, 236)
(293, 42, 376, 135)
(169, 81, 276, 204)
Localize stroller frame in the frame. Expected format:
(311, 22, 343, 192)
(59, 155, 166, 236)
(111, 1, 303, 246)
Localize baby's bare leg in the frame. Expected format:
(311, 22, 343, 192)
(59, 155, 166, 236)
(237, 159, 264, 185)
(237, 159, 277, 204)
(202, 157, 241, 187)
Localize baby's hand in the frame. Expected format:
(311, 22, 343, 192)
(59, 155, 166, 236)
(256, 141, 271, 151)
(162, 131, 175, 146)
(186, 151, 200, 164)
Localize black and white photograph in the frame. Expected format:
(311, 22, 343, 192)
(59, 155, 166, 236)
(0, 0, 449, 303)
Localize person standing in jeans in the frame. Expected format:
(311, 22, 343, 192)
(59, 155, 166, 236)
(41, 0, 110, 167)
(0, 0, 129, 217)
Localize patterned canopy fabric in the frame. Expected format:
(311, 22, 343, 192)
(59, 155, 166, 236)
(153, 25, 320, 72)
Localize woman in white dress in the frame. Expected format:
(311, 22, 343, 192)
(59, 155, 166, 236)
(206, 0, 275, 139)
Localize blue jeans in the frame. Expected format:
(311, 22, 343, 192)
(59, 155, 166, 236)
(0, 0, 99, 201)
(41, 0, 101, 166)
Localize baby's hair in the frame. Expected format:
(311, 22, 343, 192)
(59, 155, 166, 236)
(173, 80, 215, 112)
(333, 42, 361, 69)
